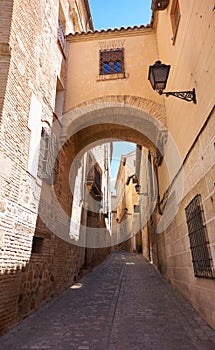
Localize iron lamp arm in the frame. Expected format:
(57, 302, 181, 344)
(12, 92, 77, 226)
(158, 88, 196, 104)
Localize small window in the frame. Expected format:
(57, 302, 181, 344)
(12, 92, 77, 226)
(32, 237, 44, 254)
(134, 205, 140, 213)
(185, 194, 215, 279)
(100, 49, 124, 75)
(170, 0, 181, 44)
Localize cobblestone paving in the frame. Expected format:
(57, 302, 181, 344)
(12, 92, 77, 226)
(0, 251, 215, 350)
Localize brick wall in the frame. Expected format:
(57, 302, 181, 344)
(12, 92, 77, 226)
(0, 0, 59, 333)
(0, 0, 113, 335)
(0, 0, 13, 121)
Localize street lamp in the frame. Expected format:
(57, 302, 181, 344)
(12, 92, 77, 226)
(152, 1, 169, 11)
(135, 184, 148, 196)
(116, 208, 132, 223)
(148, 61, 196, 104)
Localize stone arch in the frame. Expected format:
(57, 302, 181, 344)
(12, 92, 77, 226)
(37, 95, 171, 246)
(61, 95, 167, 142)
(60, 95, 167, 164)
(52, 96, 167, 215)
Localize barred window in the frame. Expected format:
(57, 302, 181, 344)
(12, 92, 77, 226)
(99, 49, 124, 75)
(170, 0, 181, 44)
(185, 194, 214, 279)
(38, 128, 59, 185)
(86, 163, 102, 201)
(58, 19, 65, 50)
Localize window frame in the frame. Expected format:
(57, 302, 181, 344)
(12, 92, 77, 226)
(31, 236, 44, 254)
(57, 18, 66, 51)
(38, 127, 59, 185)
(170, 0, 181, 45)
(185, 194, 215, 279)
(99, 48, 125, 76)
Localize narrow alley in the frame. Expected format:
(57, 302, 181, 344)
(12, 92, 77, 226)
(0, 251, 215, 350)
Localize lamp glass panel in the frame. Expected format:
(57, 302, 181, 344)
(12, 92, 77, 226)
(149, 69, 155, 89)
(153, 66, 169, 90)
(155, 81, 167, 90)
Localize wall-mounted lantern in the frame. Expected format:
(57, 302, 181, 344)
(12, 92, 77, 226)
(124, 208, 132, 215)
(116, 208, 132, 223)
(152, 0, 170, 11)
(148, 61, 196, 104)
(126, 173, 138, 185)
(135, 184, 148, 196)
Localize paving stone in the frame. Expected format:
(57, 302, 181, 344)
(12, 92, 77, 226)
(0, 251, 215, 350)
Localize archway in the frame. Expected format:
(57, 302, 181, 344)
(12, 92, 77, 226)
(36, 95, 184, 254)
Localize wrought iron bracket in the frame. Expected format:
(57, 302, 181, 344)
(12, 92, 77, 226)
(159, 88, 196, 104)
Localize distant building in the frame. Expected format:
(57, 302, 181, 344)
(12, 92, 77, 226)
(115, 151, 138, 251)
(70, 143, 112, 268)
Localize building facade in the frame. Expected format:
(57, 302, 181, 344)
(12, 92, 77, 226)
(62, 0, 215, 329)
(0, 0, 214, 333)
(0, 0, 111, 334)
(70, 143, 112, 268)
(115, 150, 139, 252)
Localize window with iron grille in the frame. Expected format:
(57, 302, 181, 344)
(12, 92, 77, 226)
(86, 163, 102, 200)
(185, 194, 215, 279)
(38, 128, 59, 185)
(170, 0, 181, 44)
(58, 19, 65, 51)
(99, 49, 124, 75)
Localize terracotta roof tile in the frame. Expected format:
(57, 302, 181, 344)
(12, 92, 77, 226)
(71, 23, 151, 36)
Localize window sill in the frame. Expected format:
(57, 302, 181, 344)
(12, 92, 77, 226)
(97, 72, 128, 81)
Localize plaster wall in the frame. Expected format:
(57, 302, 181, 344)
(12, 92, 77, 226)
(156, 0, 214, 164)
(65, 28, 161, 111)
(157, 110, 215, 329)
(154, 0, 215, 329)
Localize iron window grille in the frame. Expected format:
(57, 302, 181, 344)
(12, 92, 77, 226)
(86, 164, 102, 200)
(38, 128, 59, 185)
(99, 49, 124, 75)
(58, 19, 65, 51)
(185, 194, 215, 279)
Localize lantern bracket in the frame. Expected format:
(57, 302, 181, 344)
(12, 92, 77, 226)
(148, 61, 197, 104)
(159, 88, 196, 104)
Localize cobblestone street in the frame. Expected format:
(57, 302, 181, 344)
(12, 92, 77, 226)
(0, 251, 215, 350)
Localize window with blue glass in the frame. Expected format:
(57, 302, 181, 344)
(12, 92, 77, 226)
(104, 62, 111, 73)
(100, 49, 124, 75)
(114, 61, 121, 73)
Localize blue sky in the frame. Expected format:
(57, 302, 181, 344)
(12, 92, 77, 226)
(111, 142, 135, 179)
(88, 0, 152, 30)
(110, 142, 136, 194)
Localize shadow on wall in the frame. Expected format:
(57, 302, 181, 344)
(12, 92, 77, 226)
(0, 216, 111, 335)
